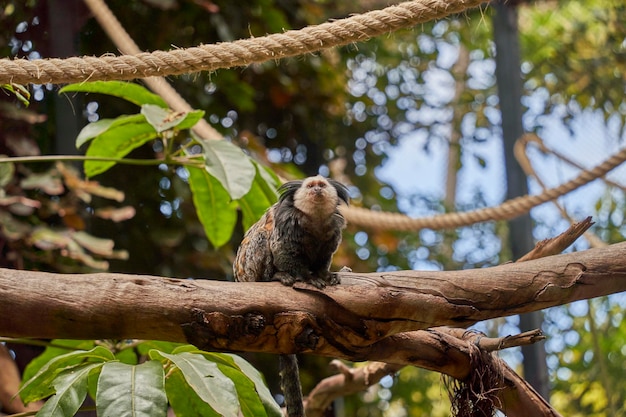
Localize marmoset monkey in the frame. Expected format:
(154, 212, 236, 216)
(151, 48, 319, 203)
(234, 175, 349, 288)
(233, 175, 349, 417)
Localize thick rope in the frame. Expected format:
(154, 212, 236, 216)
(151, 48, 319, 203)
(82, 0, 221, 140)
(515, 134, 608, 248)
(341, 146, 626, 231)
(0, 0, 486, 85)
(10, 0, 624, 233)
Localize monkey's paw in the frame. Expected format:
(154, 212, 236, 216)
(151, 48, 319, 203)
(307, 271, 339, 289)
(273, 272, 297, 287)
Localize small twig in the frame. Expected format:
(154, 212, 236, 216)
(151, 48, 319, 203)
(516, 216, 594, 262)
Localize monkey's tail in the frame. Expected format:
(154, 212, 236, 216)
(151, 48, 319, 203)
(279, 354, 305, 417)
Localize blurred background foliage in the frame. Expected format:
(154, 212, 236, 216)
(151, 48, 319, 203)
(1, 0, 625, 415)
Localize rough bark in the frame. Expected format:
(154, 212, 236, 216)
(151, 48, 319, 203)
(2, 242, 625, 357)
(2, 242, 625, 416)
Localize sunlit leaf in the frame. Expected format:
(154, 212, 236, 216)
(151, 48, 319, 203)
(60, 81, 167, 108)
(96, 361, 167, 417)
(65, 238, 110, 270)
(20, 171, 64, 195)
(71, 231, 115, 256)
(198, 138, 256, 200)
(30, 227, 72, 251)
(141, 104, 205, 133)
(84, 118, 158, 177)
(187, 166, 238, 248)
(94, 206, 136, 222)
(58, 162, 125, 202)
(75, 118, 118, 149)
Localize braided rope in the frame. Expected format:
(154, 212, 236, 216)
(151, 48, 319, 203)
(82, 0, 221, 140)
(342, 146, 626, 231)
(0, 0, 485, 85)
(9, 0, 623, 233)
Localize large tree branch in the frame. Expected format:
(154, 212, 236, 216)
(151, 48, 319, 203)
(3, 240, 622, 416)
(2, 242, 625, 357)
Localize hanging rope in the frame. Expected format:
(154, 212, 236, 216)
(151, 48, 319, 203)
(8, 0, 626, 233)
(341, 145, 626, 231)
(0, 0, 485, 85)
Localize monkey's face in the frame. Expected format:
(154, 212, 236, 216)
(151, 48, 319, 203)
(293, 175, 339, 216)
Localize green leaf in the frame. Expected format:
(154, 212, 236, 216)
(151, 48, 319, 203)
(218, 364, 268, 417)
(199, 139, 256, 200)
(75, 115, 144, 148)
(20, 345, 114, 404)
(22, 340, 96, 383)
(135, 340, 184, 357)
(173, 110, 205, 131)
(84, 117, 158, 177)
(60, 81, 167, 108)
(35, 363, 101, 417)
(96, 361, 167, 417)
(165, 368, 221, 417)
(150, 350, 240, 416)
(228, 354, 282, 417)
(168, 347, 280, 417)
(187, 165, 238, 248)
(237, 168, 278, 230)
(141, 104, 205, 133)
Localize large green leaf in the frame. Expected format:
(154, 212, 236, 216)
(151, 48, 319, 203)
(84, 118, 158, 177)
(169, 346, 280, 417)
(60, 81, 167, 108)
(75, 114, 145, 149)
(96, 361, 167, 417)
(35, 363, 101, 417)
(141, 104, 205, 133)
(20, 345, 114, 403)
(150, 350, 240, 416)
(199, 139, 256, 200)
(187, 165, 238, 248)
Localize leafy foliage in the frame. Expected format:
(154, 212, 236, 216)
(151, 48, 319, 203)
(0, 157, 131, 271)
(520, 0, 626, 123)
(59, 81, 276, 248)
(19, 340, 281, 417)
(3, 0, 626, 416)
